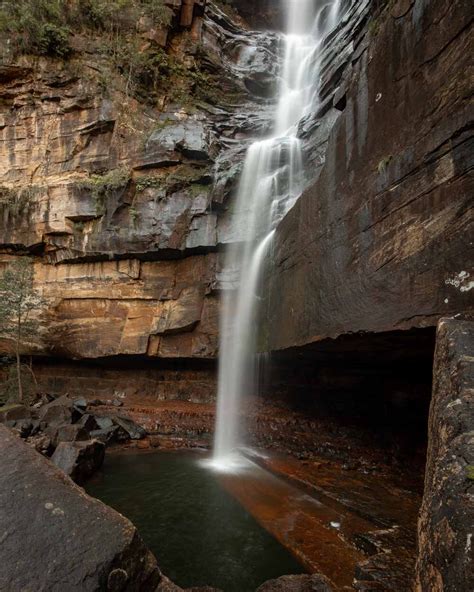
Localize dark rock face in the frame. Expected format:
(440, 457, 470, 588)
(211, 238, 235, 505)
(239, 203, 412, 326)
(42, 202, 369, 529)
(51, 440, 106, 484)
(0, 424, 162, 592)
(265, 0, 474, 351)
(256, 574, 333, 592)
(415, 318, 474, 591)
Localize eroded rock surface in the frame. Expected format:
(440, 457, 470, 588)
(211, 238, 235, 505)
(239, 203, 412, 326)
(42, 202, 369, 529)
(415, 317, 474, 591)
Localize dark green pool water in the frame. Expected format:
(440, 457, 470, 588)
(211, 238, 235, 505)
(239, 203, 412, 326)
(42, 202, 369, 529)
(86, 450, 304, 592)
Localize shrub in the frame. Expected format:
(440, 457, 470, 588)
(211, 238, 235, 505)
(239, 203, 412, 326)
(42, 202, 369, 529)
(0, 0, 72, 58)
(77, 169, 131, 215)
(0, 0, 172, 59)
(37, 23, 72, 58)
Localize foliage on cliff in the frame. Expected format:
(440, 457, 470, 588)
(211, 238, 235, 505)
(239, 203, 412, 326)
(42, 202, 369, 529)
(0, 0, 210, 103)
(0, 0, 173, 58)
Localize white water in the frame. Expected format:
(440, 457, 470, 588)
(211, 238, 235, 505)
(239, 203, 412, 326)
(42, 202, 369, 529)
(212, 0, 342, 469)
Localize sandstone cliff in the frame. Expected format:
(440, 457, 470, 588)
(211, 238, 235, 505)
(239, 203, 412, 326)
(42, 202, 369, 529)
(0, 0, 279, 365)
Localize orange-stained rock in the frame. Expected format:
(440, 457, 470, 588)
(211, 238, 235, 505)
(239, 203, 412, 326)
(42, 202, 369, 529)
(0, 254, 218, 359)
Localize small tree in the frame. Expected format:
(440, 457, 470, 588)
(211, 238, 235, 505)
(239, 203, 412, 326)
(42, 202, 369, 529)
(0, 257, 43, 403)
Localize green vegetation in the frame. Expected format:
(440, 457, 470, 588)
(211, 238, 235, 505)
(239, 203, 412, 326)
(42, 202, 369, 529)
(129, 206, 139, 228)
(0, 185, 40, 216)
(136, 176, 161, 192)
(136, 165, 210, 195)
(77, 169, 130, 215)
(368, 18, 380, 37)
(0, 1, 72, 58)
(0, 258, 43, 404)
(73, 220, 86, 232)
(0, 0, 215, 104)
(0, 0, 173, 59)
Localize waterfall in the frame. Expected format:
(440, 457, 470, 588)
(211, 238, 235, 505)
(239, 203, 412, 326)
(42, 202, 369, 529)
(212, 0, 342, 469)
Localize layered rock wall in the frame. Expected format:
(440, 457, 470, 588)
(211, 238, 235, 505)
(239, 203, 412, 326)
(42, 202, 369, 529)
(265, 0, 474, 351)
(33, 359, 216, 404)
(0, 1, 280, 371)
(1, 0, 472, 400)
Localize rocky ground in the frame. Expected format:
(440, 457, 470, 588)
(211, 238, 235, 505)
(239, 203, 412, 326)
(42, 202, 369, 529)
(0, 393, 147, 483)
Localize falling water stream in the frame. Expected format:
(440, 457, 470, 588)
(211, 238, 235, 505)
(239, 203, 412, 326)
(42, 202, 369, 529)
(213, 0, 343, 467)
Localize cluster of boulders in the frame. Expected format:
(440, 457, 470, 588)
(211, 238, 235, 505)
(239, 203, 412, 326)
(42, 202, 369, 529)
(0, 394, 146, 484)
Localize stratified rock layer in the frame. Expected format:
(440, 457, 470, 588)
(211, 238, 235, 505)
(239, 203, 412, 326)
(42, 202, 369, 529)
(415, 318, 474, 591)
(265, 0, 474, 350)
(0, 1, 281, 363)
(0, 424, 162, 592)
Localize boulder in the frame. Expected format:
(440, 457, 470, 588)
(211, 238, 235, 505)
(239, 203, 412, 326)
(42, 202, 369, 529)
(0, 404, 31, 423)
(72, 396, 88, 416)
(57, 423, 90, 443)
(12, 419, 33, 438)
(113, 415, 147, 440)
(0, 424, 162, 591)
(96, 415, 115, 429)
(77, 413, 101, 431)
(415, 318, 474, 591)
(51, 440, 105, 484)
(39, 394, 86, 424)
(256, 575, 334, 592)
(90, 425, 122, 445)
(39, 395, 74, 425)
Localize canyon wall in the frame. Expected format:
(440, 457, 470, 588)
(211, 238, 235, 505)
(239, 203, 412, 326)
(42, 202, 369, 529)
(0, 0, 279, 400)
(265, 0, 473, 351)
(0, 0, 472, 403)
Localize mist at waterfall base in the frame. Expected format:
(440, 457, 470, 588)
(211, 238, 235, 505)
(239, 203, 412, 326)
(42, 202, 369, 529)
(211, 0, 342, 470)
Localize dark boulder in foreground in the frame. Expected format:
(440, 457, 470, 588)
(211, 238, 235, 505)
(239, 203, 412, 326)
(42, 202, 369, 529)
(256, 574, 333, 592)
(415, 318, 474, 591)
(0, 424, 162, 592)
(51, 439, 105, 484)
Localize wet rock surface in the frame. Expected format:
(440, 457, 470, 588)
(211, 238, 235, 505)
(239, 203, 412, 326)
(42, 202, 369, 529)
(415, 318, 474, 591)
